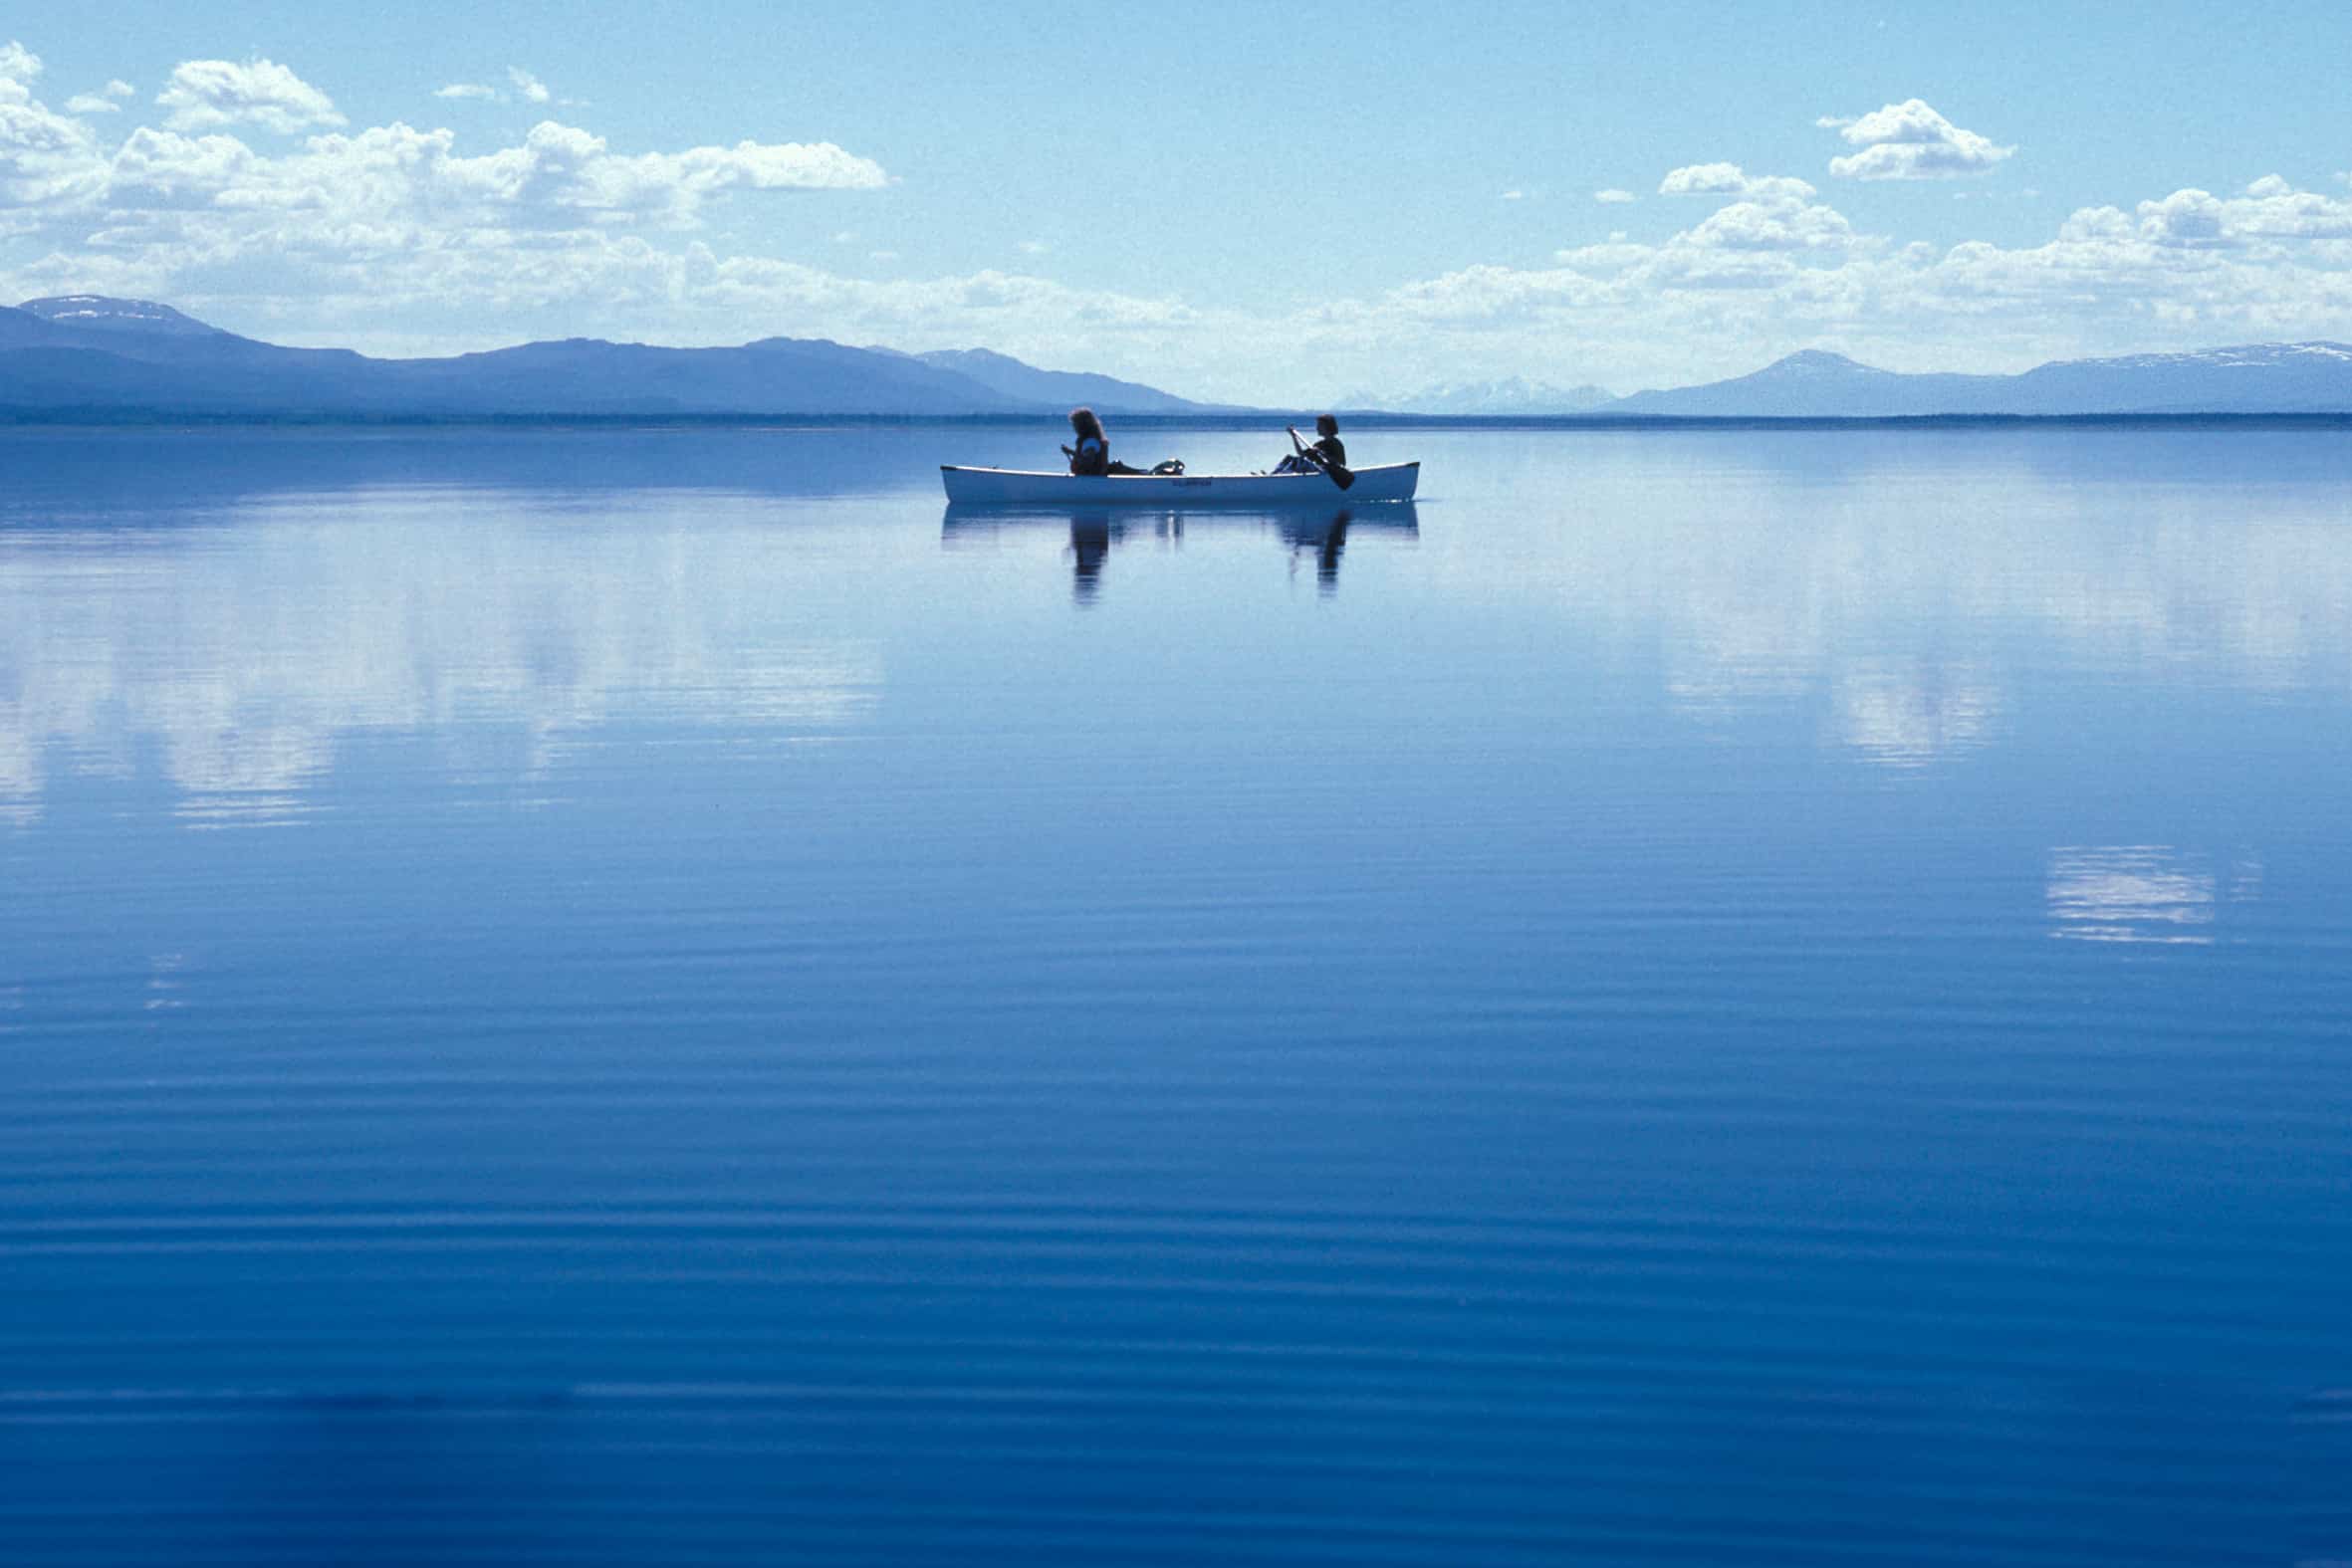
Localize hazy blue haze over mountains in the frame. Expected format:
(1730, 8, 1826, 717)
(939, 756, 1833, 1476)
(5, 297, 2352, 419)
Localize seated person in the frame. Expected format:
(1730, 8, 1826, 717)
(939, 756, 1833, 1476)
(1062, 407, 1149, 476)
(1275, 414, 1346, 474)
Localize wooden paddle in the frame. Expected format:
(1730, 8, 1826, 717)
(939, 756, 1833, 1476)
(1289, 426, 1355, 491)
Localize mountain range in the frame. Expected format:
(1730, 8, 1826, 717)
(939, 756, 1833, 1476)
(1600, 343, 2352, 417)
(4, 296, 2352, 419)
(0, 296, 1222, 420)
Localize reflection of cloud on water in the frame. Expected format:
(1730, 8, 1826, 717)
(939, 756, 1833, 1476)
(2046, 846, 2261, 945)
(1435, 442, 2352, 771)
(2019, 496, 2352, 691)
(1658, 596, 2000, 767)
(1834, 661, 1999, 768)
(0, 498, 881, 825)
(0, 731, 39, 827)
(1662, 619, 1819, 710)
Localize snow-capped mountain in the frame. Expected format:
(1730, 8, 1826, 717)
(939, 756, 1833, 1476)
(18, 295, 226, 337)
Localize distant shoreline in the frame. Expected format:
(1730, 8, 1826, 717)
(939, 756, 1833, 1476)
(5, 410, 2352, 432)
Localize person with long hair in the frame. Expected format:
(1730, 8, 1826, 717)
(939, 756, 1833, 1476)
(1062, 408, 1155, 476)
(1063, 407, 1110, 475)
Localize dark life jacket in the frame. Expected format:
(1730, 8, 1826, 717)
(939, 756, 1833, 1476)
(1068, 434, 1109, 476)
(1309, 435, 1346, 467)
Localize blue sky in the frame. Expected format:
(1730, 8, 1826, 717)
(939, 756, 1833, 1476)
(6, 1, 2352, 399)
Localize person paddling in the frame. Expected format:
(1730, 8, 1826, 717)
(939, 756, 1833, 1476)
(1276, 414, 1346, 475)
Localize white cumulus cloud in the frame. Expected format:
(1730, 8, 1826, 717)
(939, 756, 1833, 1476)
(2134, 188, 2228, 247)
(157, 58, 345, 133)
(1647, 164, 1854, 255)
(1823, 99, 2011, 180)
(1659, 162, 1817, 200)
(0, 46, 107, 205)
(1683, 197, 1857, 252)
(507, 68, 551, 105)
(109, 126, 258, 206)
(2122, 179, 2352, 244)
(1266, 162, 2352, 399)
(0, 41, 1232, 386)
(1594, 187, 1636, 203)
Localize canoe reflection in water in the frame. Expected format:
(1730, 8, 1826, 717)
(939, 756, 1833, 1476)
(940, 503, 1420, 603)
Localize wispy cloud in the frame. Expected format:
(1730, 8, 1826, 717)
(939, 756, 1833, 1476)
(1594, 188, 1636, 204)
(434, 68, 571, 107)
(62, 79, 134, 113)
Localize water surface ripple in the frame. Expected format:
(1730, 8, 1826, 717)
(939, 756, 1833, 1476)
(3, 426, 2349, 1564)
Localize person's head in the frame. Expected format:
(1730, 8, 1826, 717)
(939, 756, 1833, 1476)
(1069, 406, 1104, 441)
(1315, 413, 1339, 439)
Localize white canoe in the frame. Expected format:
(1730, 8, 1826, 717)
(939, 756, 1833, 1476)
(940, 462, 1419, 506)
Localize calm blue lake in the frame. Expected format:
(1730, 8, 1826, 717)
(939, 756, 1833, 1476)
(4, 424, 2349, 1564)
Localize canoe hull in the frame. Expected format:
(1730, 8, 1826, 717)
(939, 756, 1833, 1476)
(940, 462, 1419, 507)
